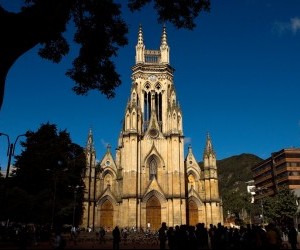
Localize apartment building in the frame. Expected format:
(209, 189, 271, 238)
(251, 148, 300, 200)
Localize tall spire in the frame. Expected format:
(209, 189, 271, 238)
(161, 24, 168, 46)
(160, 24, 169, 64)
(204, 133, 215, 157)
(137, 24, 144, 46)
(86, 128, 95, 152)
(135, 24, 145, 64)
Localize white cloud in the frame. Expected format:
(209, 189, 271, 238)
(273, 21, 289, 35)
(291, 17, 300, 34)
(273, 17, 300, 35)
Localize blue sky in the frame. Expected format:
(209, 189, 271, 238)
(1, 1, 300, 173)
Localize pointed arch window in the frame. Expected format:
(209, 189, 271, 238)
(143, 84, 162, 132)
(149, 158, 157, 180)
(144, 91, 151, 131)
(155, 92, 162, 126)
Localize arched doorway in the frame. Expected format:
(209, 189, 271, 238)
(146, 196, 161, 231)
(100, 200, 113, 231)
(189, 200, 198, 226)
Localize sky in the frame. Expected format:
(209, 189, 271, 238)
(1, 0, 300, 173)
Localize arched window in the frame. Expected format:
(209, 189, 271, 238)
(149, 158, 157, 180)
(143, 91, 151, 131)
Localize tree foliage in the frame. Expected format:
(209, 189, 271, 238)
(0, 123, 86, 226)
(263, 187, 298, 225)
(0, 0, 210, 109)
(222, 190, 252, 220)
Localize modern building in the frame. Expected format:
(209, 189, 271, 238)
(245, 180, 256, 203)
(81, 25, 223, 231)
(251, 148, 300, 200)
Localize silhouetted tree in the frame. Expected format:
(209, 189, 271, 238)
(0, 0, 210, 110)
(0, 123, 86, 226)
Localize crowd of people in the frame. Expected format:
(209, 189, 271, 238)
(0, 221, 298, 249)
(156, 221, 298, 249)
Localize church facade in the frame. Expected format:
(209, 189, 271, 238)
(81, 26, 223, 231)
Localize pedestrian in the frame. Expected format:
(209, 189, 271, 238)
(167, 226, 175, 249)
(158, 222, 167, 249)
(112, 226, 121, 250)
(288, 223, 298, 250)
(99, 226, 106, 244)
(265, 222, 282, 249)
(70, 226, 77, 245)
(52, 228, 66, 250)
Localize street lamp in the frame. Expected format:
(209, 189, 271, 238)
(46, 161, 68, 230)
(68, 185, 84, 227)
(0, 133, 26, 178)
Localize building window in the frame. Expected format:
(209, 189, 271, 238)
(149, 158, 157, 180)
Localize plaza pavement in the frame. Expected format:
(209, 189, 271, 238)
(0, 231, 161, 249)
(0, 231, 298, 249)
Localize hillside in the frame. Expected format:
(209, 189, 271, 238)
(217, 153, 263, 196)
(199, 153, 263, 219)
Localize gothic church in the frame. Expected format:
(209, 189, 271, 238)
(82, 25, 223, 231)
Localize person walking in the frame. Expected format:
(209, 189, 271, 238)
(112, 226, 121, 250)
(158, 222, 168, 249)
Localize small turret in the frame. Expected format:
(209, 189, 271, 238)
(160, 24, 170, 64)
(203, 133, 215, 159)
(135, 24, 145, 64)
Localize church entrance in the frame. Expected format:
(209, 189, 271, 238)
(188, 200, 198, 226)
(146, 196, 161, 231)
(100, 200, 113, 231)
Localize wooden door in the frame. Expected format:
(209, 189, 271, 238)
(189, 200, 198, 226)
(146, 196, 161, 231)
(100, 200, 113, 231)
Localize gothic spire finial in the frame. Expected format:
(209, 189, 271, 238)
(137, 24, 144, 46)
(87, 128, 95, 152)
(204, 132, 215, 157)
(161, 24, 168, 46)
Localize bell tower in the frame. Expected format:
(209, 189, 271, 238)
(115, 24, 185, 229)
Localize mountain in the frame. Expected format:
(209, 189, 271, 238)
(199, 153, 263, 220)
(217, 153, 263, 196)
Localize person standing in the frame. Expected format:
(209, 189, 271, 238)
(112, 226, 121, 250)
(158, 222, 168, 249)
(265, 222, 282, 249)
(99, 227, 106, 244)
(288, 223, 298, 250)
(167, 226, 175, 249)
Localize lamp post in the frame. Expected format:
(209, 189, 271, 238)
(0, 133, 26, 178)
(69, 185, 83, 227)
